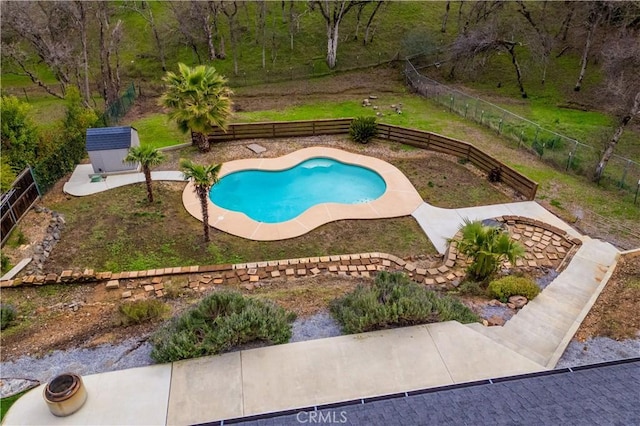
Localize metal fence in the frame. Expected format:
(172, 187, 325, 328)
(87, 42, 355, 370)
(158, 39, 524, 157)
(1, 167, 41, 246)
(404, 60, 640, 195)
(99, 82, 137, 126)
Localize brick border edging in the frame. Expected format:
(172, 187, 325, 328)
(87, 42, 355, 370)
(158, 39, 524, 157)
(0, 216, 582, 291)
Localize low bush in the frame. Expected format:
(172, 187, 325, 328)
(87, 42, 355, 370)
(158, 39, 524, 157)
(349, 116, 378, 144)
(150, 291, 296, 363)
(457, 281, 486, 297)
(1, 253, 11, 275)
(487, 276, 541, 303)
(330, 271, 478, 334)
(117, 299, 170, 326)
(1, 305, 17, 330)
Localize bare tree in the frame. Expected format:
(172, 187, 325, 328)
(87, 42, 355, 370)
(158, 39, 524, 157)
(574, 1, 605, 92)
(515, 0, 555, 85)
(96, 2, 123, 106)
(168, 1, 203, 63)
(363, 1, 384, 45)
(449, 22, 528, 98)
(123, 0, 167, 72)
(442, 1, 451, 33)
(222, 1, 240, 75)
(1, 1, 77, 98)
(312, 0, 362, 69)
(593, 32, 640, 182)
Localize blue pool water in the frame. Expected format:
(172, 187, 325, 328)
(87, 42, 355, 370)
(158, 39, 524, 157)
(210, 158, 386, 223)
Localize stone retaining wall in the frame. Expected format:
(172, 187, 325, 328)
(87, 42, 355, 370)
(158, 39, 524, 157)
(0, 216, 582, 294)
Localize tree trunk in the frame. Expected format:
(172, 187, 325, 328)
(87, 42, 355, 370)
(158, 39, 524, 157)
(593, 91, 640, 182)
(327, 23, 339, 69)
(441, 1, 451, 33)
(203, 12, 216, 60)
(363, 1, 383, 46)
(147, 3, 167, 72)
(224, 2, 239, 75)
(75, 1, 91, 106)
(574, 8, 601, 92)
(198, 189, 211, 243)
(502, 42, 527, 98)
(143, 166, 154, 203)
(195, 132, 211, 153)
(258, 0, 266, 69)
(354, 3, 365, 40)
(558, 1, 575, 41)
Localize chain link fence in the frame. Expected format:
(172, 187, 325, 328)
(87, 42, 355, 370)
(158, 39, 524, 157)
(99, 82, 137, 126)
(404, 60, 640, 196)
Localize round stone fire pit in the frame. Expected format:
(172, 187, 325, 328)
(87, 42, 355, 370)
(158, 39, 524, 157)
(43, 373, 87, 417)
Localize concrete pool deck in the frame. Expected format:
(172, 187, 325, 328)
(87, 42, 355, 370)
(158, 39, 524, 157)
(182, 147, 424, 240)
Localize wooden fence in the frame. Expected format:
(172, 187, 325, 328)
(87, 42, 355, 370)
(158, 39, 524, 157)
(200, 119, 538, 200)
(1, 167, 41, 246)
(376, 124, 538, 200)
(204, 118, 352, 143)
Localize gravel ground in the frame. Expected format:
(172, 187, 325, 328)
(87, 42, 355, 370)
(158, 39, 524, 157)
(0, 312, 342, 397)
(2, 317, 638, 398)
(556, 336, 640, 368)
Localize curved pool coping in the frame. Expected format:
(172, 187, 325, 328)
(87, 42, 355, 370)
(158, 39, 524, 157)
(182, 146, 424, 241)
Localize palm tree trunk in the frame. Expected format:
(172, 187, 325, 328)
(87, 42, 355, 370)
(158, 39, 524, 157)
(198, 189, 211, 243)
(143, 166, 153, 203)
(195, 132, 211, 152)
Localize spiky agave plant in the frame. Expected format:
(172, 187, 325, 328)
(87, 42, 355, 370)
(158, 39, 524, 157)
(453, 219, 524, 281)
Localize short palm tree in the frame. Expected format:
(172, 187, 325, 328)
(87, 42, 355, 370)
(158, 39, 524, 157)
(124, 145, 165, 203)
(453, 219, 525, 281)
(180, 158, 222, 243)
(159, 63, 233, 153)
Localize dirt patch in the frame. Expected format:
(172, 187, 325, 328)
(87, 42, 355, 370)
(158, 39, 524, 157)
(574, 253, 640, 341)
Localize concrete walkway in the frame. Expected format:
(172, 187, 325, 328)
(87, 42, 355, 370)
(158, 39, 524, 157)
(62, 164, 186, 196)
(412, 201, 582, 254)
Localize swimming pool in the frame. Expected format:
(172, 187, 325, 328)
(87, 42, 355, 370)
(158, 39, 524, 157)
(210, 158, 386, 223)
(181, 147, 423, 240)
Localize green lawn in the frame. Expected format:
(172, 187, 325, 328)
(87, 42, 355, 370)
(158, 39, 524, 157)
(1, 391, 27, 421)
(128, 114, 190, 149)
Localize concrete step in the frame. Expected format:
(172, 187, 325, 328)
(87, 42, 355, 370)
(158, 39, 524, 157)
(572, 239, 619, 266)
(517, 301, 577, 331)
(474, 327, 550, 366)
(542, 283, 593, 304)
(532, 292, 584, 316)
(503, 313, 567, 342)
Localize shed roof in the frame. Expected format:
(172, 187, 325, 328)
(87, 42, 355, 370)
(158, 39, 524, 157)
(86, 127, 136, 151)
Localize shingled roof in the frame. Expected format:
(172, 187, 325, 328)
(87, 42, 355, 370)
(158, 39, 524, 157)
(86, 127, 135, 151)
(227, 358, 640, 426)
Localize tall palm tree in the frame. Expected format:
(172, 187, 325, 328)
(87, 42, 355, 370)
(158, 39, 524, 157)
(159, 63, 233, 153)
(124, 145, 165, 203)
(453, 219, 525, 281)
(180, 158, 222, 243)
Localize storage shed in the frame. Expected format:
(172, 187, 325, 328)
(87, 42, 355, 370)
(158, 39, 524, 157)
(86, 127, 140, 174)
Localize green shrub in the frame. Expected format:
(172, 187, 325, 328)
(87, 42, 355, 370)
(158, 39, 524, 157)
(330, 271, 478, 334)
(1, 253, 11, 275)
(349, 116, 378, 144)
(487, 276, 541, 303)
(1, 305, 17, 330)
(117, 299, 170, 326)
(457, 281, 486, 297)
(150, 291, 296, 363)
